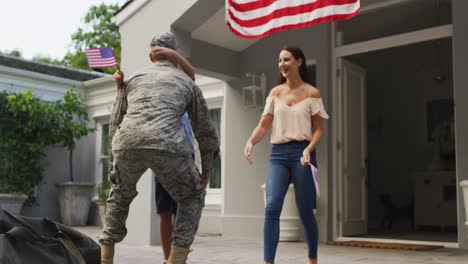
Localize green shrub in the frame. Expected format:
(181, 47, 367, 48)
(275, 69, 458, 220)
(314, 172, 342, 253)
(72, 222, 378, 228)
(0, 88, 95, 196)
(0, 90, 55, 195)
(96, 181, 111, 202)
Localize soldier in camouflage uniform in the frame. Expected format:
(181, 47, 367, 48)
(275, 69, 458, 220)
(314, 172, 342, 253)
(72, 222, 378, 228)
(99, 32, 219, 264)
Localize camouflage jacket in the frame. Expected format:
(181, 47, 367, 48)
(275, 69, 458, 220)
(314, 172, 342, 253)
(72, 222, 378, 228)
(108, 60, 219, 178)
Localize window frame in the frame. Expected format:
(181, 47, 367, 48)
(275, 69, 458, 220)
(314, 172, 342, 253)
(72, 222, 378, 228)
(94, 118, 111, 187)
(204, 97, 224, 204)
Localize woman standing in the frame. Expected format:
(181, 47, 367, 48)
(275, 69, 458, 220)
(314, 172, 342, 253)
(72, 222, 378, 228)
(244, 46, 329, 264)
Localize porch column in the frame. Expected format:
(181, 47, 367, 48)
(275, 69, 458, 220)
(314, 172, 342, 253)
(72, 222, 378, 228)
(123, 170, 160, 246)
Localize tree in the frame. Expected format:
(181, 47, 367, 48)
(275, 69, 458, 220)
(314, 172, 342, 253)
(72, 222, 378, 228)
(0, 49, 23, 58)
(52, 90, 95, 182)
(63, 3, 121, 74)
(32, 55, 65, 66)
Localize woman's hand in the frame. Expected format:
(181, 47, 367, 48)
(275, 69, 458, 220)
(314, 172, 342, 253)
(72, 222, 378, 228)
(113, 70, 124, 89)
(244, 141, 254, 165)
(301, 147, 312, 166)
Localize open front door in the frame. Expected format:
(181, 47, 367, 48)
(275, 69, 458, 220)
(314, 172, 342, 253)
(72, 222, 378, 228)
(338, 59, 368, 236)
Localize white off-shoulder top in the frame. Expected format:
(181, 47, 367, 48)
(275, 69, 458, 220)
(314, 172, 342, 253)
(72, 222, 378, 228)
(262, 96, 329, 144)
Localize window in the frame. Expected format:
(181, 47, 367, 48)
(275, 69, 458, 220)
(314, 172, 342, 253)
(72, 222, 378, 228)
(100, 123, 111, 185)
(209, 108, 222, 189)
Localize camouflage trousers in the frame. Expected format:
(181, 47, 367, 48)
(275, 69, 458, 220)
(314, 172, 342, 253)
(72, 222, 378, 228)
(99, 149, 205, 248)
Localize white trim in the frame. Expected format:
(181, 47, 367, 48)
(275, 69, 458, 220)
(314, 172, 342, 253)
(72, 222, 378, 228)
(195, 75, 223, 86)
(335, 24, 453, 57)
(0, 65, 83, 86)
(337, 236, 458, 249)
(113, 0, 151, 26)
(206, 97, 223, 108)
(222, 214, 264, 220)
(86, 95, 116, 108)
(94, 121, 111, 187)
(83, 76, 114, 88)
(306, 59, 317, 67)
(331, 23, 339, 241)
(0, 79, 72, 95)
(206, 105, 223, 194)
(92, 110, 111, 120)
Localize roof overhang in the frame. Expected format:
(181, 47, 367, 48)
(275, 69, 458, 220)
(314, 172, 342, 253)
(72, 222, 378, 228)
(172, 1, 257, 52)
(113, 0, 151, 27)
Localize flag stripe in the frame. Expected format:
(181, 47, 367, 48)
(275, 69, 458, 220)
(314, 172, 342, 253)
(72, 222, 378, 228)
(229, 0, 318, 14)
(226, 0, 360, 39)
(228, 0, 279, 11)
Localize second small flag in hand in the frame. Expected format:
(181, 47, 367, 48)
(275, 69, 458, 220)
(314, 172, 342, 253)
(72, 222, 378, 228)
(85, 47, 117, 69)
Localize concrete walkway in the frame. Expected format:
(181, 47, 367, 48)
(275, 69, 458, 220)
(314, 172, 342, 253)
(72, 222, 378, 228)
(77, 226, 468, 264)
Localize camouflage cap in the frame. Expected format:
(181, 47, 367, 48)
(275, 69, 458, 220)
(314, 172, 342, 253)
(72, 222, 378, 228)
(150, 32, 177, 50)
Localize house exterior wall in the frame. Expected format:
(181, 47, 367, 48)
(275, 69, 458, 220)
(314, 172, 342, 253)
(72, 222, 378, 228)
(452, 0, 468, 249)
(221, 81, 271, 237)
(117, 0, 197, 74)
(190, 39, 242, 79)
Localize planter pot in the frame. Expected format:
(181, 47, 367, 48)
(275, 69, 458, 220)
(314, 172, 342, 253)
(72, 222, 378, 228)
(261, 183, 304, 241)
(0, 193, 27, 216)
(95, 200, 106, 226)
(56, 182, 95, 226)
(460, 180, 468, 226)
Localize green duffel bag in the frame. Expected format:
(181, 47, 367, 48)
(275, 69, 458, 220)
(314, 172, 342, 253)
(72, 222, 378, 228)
(0, 209, 100, 264)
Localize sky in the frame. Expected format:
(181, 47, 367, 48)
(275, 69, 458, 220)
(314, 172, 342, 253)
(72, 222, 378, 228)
(0, 0, 128, 60)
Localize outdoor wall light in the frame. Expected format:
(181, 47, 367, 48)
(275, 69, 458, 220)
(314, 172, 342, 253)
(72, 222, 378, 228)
(242, 72, 266, 109)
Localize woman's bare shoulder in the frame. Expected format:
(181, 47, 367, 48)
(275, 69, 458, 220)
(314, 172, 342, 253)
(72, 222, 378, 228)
(268, 85, 283, 97)
(306, 84, 321, 98)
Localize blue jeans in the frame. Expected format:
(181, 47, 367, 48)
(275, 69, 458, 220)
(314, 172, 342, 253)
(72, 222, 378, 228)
(264, 141, 318, 263)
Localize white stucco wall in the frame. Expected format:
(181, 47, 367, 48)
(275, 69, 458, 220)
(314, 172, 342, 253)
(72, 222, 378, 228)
(116, 0, 198, 74)
(221, 81, 271, 238)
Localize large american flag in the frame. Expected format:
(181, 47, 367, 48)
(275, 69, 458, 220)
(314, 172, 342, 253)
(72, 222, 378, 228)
(85, 47, 117, 69)
(226, 0, 360, 39)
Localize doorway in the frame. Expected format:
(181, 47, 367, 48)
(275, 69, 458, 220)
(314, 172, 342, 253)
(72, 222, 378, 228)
(333, 0, 457, 244)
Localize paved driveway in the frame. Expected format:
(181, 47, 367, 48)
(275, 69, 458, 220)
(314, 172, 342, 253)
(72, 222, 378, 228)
(77, 226, 468, 264)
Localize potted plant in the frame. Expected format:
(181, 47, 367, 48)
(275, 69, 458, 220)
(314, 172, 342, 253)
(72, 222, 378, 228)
(95, 181, 111, 226)
(53, 89, 96, 226)
(0, 90, 56, 215)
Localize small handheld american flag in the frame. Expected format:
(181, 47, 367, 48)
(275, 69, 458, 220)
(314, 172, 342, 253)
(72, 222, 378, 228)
(309, 163, 320, 198)
(85, 47, 117, 69)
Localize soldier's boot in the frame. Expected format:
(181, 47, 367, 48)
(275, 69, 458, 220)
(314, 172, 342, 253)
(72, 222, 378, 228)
(167, 246, 191, 264)
(100, 243, 115, 264)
